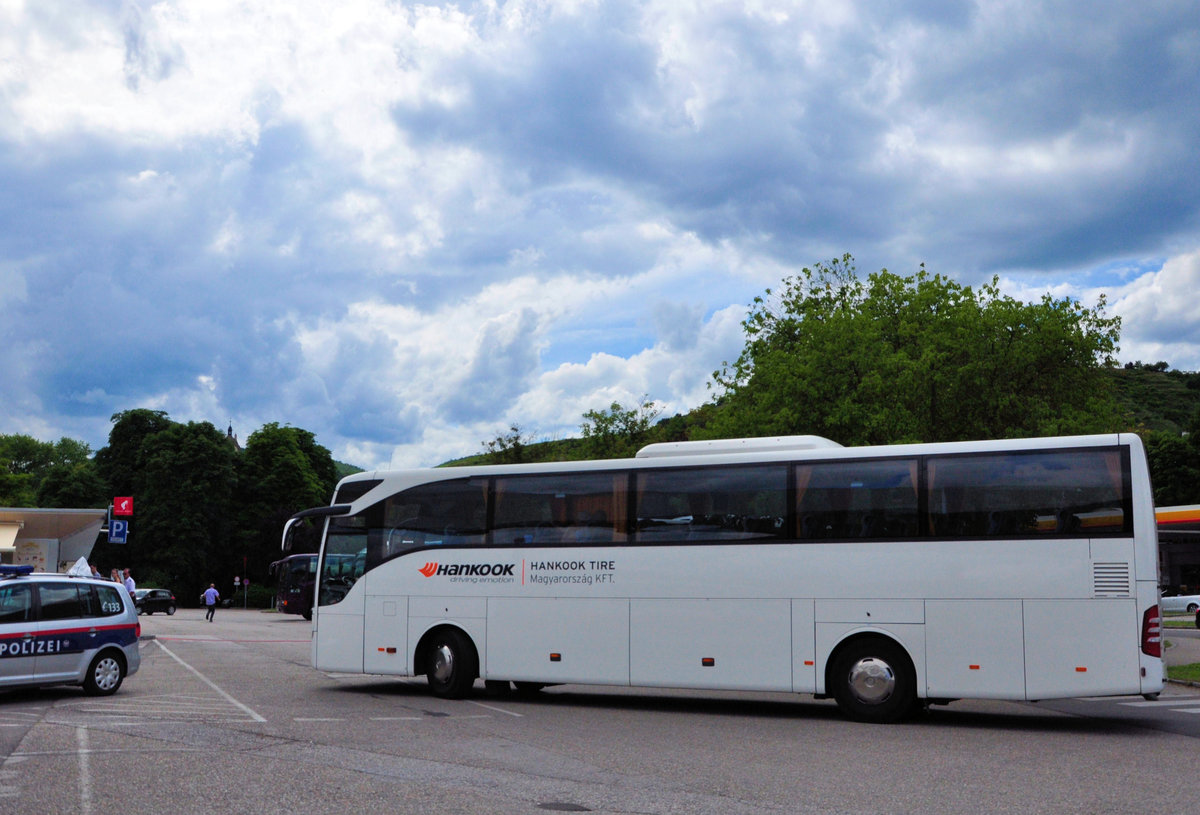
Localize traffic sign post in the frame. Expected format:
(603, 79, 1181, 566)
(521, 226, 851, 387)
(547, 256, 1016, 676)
(109, 519, 128, 544)
(108, 496, 133, 543)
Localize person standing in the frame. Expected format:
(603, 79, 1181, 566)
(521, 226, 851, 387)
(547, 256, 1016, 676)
(122, 568, 136, 595)
(202, 583, 220, 622)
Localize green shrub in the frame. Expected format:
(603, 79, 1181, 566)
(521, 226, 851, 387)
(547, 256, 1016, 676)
(227, 583, 275, 609)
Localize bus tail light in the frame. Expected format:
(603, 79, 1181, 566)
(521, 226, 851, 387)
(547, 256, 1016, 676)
(1141, 605, 1162, 658)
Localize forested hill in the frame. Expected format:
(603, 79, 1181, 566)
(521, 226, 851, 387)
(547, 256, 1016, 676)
(447, 364, 1200, 475)
(1106, 365, 1200, 435)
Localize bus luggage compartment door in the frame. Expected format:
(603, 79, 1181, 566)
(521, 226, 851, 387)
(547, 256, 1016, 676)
(1024, 599, 1140, 698)
(925, 600, 1025, 699)
(486, 597, 629, 685)
(630, 599, 792, 691)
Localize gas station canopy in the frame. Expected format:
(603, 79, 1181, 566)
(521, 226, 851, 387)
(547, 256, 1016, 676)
(0, 507, 107, 572)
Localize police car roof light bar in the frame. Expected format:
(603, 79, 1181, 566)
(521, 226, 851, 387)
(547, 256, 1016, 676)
(0, 564, 35, 577)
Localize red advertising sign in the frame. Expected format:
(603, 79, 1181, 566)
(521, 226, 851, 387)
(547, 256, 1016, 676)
(113, 496, 134, 517)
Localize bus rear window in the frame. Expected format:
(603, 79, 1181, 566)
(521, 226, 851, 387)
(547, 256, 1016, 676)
(927, 448, 1130, 537)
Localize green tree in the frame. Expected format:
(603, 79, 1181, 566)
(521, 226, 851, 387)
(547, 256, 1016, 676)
(133, 421, 237, 600)
(0, 462, 35, 506)
(36, 461, 108, 508)
(1144, 431, 1200, 506)
(481, 424, 532, 464)
(235, 423, 338, 581)
(93, 409, 175, 496)
(706, 255, 1123, 445)
(581, 397, 662, 459)
(0, 434, 55, 476)
(0, 434, 95, 506)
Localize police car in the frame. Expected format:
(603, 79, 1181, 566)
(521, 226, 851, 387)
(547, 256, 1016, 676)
(0, 564, 141, 695)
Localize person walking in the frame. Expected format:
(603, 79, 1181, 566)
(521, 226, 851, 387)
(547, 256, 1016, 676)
(122, 568, 136, 595)
(202, 583, 220, 622)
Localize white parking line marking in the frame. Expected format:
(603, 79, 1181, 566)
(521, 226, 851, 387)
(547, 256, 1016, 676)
(77, 727, 92, 815)
(468, 700, 524, 717)
(151, 639, 266, 722)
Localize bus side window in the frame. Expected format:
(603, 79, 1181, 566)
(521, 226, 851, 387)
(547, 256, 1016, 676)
(795, 459, 918, 540)
(372, 479, 488, 559)
(635, 465, 786, 543)
(492, 472, 626, 546)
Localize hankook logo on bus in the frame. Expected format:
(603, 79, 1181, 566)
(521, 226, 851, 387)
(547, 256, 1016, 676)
(418, 562, 516, 578)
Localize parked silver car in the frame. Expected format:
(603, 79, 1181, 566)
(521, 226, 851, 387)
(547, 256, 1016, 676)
(1161, 592, 1200, 614)
(0, 565, 141, 695)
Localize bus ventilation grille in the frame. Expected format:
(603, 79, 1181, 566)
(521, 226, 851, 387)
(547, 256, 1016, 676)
(1092, 562, 1131, 597)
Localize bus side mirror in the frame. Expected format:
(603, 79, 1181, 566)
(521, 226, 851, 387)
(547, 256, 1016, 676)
(281, 516, 300, 552)
(281, 504, 353, 551)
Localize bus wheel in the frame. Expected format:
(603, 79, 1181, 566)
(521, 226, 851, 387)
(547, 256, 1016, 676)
(426, 629, 478, 699)
(830, 638, 916, 724)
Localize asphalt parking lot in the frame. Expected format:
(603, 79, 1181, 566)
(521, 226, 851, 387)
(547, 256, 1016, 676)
(3, 608, 1200, 814)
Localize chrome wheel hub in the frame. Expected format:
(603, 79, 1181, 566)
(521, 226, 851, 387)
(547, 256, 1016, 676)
(431, 644, 454, 683)
(846, 656, 896, 705)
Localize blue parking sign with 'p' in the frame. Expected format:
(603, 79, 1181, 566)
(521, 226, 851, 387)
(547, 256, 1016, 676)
(109, 519, 128, 544)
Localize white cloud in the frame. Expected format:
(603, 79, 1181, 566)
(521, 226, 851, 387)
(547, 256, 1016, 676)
(1109, 250, 1200, 370)
(1, 0, 1199, 471)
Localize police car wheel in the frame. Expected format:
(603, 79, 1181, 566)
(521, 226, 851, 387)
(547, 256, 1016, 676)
(83, 652, 125, 696)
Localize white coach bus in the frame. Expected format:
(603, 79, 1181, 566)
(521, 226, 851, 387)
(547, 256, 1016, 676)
(282, 433, 1163, 723)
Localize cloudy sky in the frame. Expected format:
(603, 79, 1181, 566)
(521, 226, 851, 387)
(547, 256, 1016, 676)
(2, 0, 1199, 470)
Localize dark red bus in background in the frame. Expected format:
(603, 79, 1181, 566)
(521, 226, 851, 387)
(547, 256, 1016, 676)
(269, 554, 317, 620)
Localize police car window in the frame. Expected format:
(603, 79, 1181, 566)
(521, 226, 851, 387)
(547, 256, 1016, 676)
(39, 584, 86, 621)
(0, 584, 34, 624)
(95, 585, 124, 616)
(77, 585, 99, 617)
